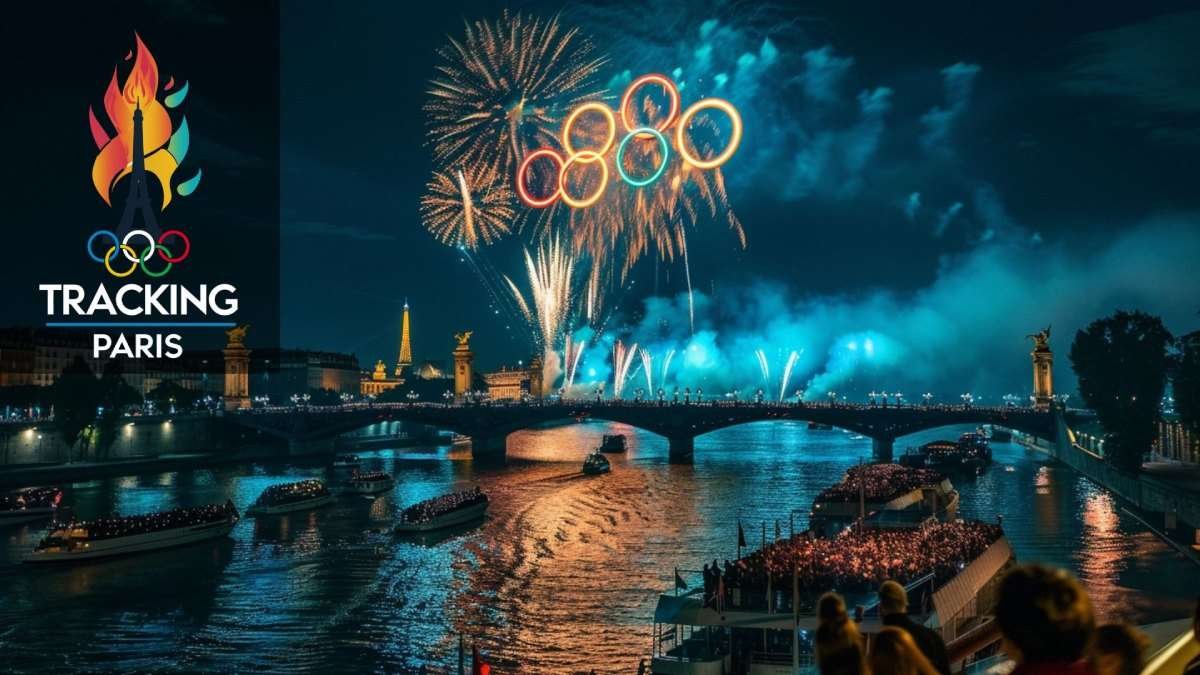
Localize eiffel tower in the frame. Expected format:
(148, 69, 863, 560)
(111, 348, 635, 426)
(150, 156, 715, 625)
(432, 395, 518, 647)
(395, 300, 413, 376)
(116, 100, 160, 237)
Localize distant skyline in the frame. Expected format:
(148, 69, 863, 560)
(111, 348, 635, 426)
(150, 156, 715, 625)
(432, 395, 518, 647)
(271, 1, 1199, 398)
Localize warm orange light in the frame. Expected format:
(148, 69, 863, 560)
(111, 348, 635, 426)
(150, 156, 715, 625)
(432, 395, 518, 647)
(561, 102, 616, 157)
(559, 150, 608, 208)
(515, 149, 564, 208)
(676, 98, 743, 169)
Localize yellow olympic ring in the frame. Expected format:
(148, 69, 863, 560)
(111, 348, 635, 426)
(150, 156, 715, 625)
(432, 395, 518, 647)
(559, 150, 608, 208)
(104, 244, 140, 278)
(675, 98, 743, 170)
(561, 102, 617, 157)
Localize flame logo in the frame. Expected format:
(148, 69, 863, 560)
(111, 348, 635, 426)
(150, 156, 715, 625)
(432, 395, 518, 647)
(88, 33, 200, 209)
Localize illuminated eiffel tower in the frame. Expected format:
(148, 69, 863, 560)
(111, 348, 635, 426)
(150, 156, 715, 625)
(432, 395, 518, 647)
(116, 100, 160, 237)
(395, 300, 413, 376)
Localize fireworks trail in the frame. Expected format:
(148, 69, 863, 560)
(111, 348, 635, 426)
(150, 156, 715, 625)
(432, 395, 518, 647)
(419, 164, 515, 249)
(660, 348, 677, 390)
(504, 235, 576, 355)
(426, 10, 607, 180)
(639, 348, 654, 392)
(755, 348, 770, 383)
(564, 333, 587, 390)
(611, 340, 639, 398)
(779, 349, 801, 401)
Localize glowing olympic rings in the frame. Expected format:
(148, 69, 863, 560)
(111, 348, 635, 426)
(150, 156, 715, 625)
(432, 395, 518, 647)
(86, 228, 191, 277)
(559, 150, 609, 208)
(514, 73, 742, 208)
(620, 73, 679, 133)
(616, 127, 669, 187)
(676, 98, 743, 170)
(561, 102, 616, 157)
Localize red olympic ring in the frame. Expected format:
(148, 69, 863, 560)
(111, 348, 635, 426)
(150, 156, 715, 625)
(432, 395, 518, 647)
(157, 229, 191, 263)
(516, 149, 566, 207)
(620, 73, 680, 134)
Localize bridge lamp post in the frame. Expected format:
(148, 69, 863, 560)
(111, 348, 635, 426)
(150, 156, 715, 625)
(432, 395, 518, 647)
(657, 388, 665, 405)
(673, 388, 680, 404)
(895, 392, 904, 407)
(795, 389, 805, 406)
(868, 390, 878, 407)
(684, 387, 692, 404)
(827, 391, 837, 407)
(961, 393, 973, 408)
(696, 387, 703, 404)
(923, 392, 933, 407)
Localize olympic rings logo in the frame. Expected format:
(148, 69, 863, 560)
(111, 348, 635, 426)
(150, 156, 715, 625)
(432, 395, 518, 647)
(86, 229, 191, 278)
(516, 73, 743, 209)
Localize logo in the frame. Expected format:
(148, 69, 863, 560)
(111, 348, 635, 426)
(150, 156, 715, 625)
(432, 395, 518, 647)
(86, 33, 201, 275)
(515, 73, 742, 209)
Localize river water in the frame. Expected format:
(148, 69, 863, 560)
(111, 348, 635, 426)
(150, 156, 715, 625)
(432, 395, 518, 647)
(2, 421, 1198, 673)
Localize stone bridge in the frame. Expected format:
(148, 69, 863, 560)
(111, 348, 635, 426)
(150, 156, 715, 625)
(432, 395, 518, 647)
(231, 402, 1087, 463)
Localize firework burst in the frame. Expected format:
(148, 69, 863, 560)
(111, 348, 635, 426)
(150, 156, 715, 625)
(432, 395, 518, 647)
(612, 340, 639, 398)
(419, 164, 515, 248)
(425, 10, 607, 179)
(504, 235, 576, 353)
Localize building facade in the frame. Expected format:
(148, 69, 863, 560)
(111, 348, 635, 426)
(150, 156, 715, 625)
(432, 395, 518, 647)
(1155, 417, 1200, 465)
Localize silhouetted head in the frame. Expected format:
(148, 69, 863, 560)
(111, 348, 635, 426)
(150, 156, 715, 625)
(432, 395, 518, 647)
(818, 591, 848, 624)
(996, 564, 1095, 664)
(869, 626, 939, 675)
(1091, 623, 1150, 675)
(879, 579, 907, 616)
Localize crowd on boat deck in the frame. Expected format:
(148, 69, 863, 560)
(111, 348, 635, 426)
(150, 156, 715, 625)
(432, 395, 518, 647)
(348, 471, 390, 482)
(400, 487, 487, 524)
(51, 502, 237, 541)
(815, 465, 945, 504)
(701, 521, 1003, 611)
(0, 487, 61, 510)
(256, 480, 328, 504)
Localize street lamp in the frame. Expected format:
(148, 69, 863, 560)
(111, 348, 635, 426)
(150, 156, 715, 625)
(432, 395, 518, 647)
(960, 392, 974, 408)
(923, 392, 933, 406)
(827, 391, 837, 407)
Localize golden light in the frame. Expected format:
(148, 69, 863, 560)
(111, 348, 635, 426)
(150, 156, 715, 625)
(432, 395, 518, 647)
(620, 73, 680, 133)
(676, 98, 743, 170)
(559, 150, 608, 208)
(561, 102, 616, 157)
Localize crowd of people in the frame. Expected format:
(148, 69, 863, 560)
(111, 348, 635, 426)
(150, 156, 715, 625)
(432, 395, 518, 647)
(47, 501, 238, 541)
(346, 471, 391, 483)
(400, 487, 487, 524)
(815, 464, 946, 504)
(702, 521, 1003, 612)
(814, 565, 1200, 675)
(0, 486, 62, 511)
(254, 480, 329, 505)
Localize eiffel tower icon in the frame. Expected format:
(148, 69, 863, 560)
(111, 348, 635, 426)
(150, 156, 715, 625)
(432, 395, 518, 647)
(116, 100, 160, 238)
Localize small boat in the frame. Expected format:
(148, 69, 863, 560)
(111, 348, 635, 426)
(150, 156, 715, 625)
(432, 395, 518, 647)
(395, 487, 489, 533)
(599, 434, 627, 453)
(583, 451, 611, 475)
(989, 427, 1013, 442)
(0, 487, 63, 525)
(342, 471, 395, 495)
(24, 501, 239, 563)
(848, 434, 866, 440)
(332, 454, 360, 468)
(246, 480, 334, 516)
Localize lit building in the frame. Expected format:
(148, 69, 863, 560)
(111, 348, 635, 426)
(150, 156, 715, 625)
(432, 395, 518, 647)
(361, 359, 403, 397)
(483, 365, 530, 400)
(1155, 417, 1200, 465)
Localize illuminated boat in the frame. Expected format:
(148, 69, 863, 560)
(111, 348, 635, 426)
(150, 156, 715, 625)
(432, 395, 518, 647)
(24, 502, 239, 563)
(394, 488, 489, 533)
(649, 522, 1015, 674)
(583, 451, 611, 475)
(246, 479, 334, 516)
(901, 435, 993, 474)
(342, 471, 394, 495)
(600, 434, 628, 453)
(808, 464, 958, 536)
(0, 486, 63, 525)
(332, 454, 360, 468)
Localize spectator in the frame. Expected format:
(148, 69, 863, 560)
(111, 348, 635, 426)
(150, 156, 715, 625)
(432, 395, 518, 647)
(1185, 597, 1200, 675)
(869, 626, 940, 675)
(878, 580, 950, 675)
(816, 592, 868, 675)
(1091, 623, 1150, 675)
(996, 564, 1096, 675)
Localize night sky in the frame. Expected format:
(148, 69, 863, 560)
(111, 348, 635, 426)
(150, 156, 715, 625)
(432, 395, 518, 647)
(281, 1, 1197, 397)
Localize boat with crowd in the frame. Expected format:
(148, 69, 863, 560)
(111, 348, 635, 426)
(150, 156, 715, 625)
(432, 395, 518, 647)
(0, 486, 63, 525)
(24, 501, 239, 563)
(332, 454, 360, 468)
(395, 487, 489, 533)
(649, 519, 1015, 674)
(808, 464, 958, 535)
(342, 471, 395, 495)
(583, 451, 611, 475)
(900, 432, 993, 473)
(247, 480, 334, 516)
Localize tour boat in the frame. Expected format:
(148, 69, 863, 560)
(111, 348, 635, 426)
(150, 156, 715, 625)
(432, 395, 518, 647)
(394, 488, 489, 533)
(332, 454, 360, 468)
(901, 435, 993, 473)
(24, 502, 239, 564)
(0, 486, 63, 525)
(599, 434, 628, 453)
(809, 463, 959, 535)
(246, 479, 334, 516)
(583, 451, 611, 475)
(342, 471, 395, 495)
(649, 521, 1016, 674)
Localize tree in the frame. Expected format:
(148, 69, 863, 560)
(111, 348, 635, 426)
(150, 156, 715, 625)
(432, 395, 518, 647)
(1175, 330, 1200, 435)
(93, 361, 141, 460)
(50, 357, 100, 462)
(307, 387, 342, 406)
(1069, 310, 1173, 472)
(147, 380, 200, 411)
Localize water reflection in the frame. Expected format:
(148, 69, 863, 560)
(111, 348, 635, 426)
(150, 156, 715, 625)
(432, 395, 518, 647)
(1, 421, 1198, 672)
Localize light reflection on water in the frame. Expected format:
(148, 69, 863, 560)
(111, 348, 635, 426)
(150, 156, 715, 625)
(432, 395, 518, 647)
(1, 421, 1197, 673)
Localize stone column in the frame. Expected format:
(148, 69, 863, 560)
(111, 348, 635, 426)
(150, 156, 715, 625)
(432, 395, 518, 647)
(453, 332, 474, 402)
(222, 325, 251, 412)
